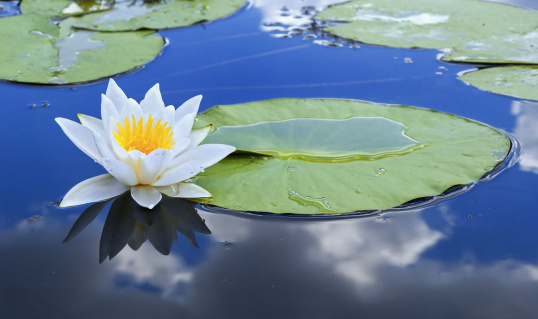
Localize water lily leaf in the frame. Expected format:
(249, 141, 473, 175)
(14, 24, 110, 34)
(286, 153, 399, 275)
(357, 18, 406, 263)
(21, 0, 113, 17)
(443, 29, 538, 64)
(459, 66, 538, 101)
(68, 0, 248, 31)
(315, 0, 538, 49)
(0, 14, 164, 84)
(191, 99, 510, 215)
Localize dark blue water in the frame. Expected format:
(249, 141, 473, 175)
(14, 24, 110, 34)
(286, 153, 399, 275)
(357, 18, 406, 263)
(2, 1, 538, 318)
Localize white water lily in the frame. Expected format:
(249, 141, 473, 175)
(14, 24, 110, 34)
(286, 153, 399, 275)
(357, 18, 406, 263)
(56, 79, 235, 209)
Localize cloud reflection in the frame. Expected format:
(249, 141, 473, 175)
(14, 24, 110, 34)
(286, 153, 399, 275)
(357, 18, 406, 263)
(3, 204, 538, 318)
(511, 100, 538, 174)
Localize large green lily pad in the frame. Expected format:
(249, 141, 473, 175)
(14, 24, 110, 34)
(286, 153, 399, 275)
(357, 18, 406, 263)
(191, 99, 510, 215)
(21, 0, 113, 18)
(460, 66, 538, 101)
(315, 0, 538, 50)
(444, 29, 538, 64)
(68, 0, 248, 31)
(0, 14, 164, 84)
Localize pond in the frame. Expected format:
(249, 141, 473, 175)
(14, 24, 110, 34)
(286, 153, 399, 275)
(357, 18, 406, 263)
(2, 0, 538, 318)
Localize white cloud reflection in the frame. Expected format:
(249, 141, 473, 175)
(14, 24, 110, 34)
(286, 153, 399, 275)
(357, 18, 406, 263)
(303, 211, 444, 285)
(511, 100, 538, 174)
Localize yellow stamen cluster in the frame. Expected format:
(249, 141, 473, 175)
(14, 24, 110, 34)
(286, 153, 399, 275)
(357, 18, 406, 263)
(113, 114, 175, 155)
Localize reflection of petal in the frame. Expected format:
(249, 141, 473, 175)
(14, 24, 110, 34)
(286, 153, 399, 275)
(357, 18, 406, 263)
(128, 222, 147, 251)
(99, 193, 136, 263)
(132, 200, 161, 227)
(60, 174, 128, 208)
(146, 207, 177, 255)
(63, 198, 113, 243)
(162, 196, 210, 235)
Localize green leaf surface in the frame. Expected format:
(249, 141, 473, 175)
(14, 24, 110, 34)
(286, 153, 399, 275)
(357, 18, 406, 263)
(68, 0, 248, 31)
(192, 99, 510, 215)
(0, 14, 164, 84)
(315, 0, 538, 50)
(459, 66, 538, 101)
(443, 29, 538, 64)
(21, 0, 113, 18)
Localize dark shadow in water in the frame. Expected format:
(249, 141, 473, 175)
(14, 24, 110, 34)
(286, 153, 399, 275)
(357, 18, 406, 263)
(63, 193, 211, 263)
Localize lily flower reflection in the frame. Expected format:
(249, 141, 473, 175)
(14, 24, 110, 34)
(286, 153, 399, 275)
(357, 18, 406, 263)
(56, 79, 235, 209)
(63, 194, 211, 263)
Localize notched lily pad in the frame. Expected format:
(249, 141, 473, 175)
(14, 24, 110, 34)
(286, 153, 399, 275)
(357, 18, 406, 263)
(315, 0, 538, 50)
(192, 99, 511, 215)
(459, 66, 538, 101)
(0, 14, 164, 84)
(68, 0, 249, 31)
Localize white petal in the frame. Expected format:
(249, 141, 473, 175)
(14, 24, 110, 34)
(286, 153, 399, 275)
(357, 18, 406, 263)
(60, 174, 128, 207)
(112, 139, 129, 162)
(172, 138, 191, 157)
(175, 95, 201, 123)
(172, 113, 196, 141)
(162, 105, 176, 125)
(138, 149, 173, 184)
(131, 185, 162, 209)
(119, 98, 143, 121)
(172, 182, 211, 198)
(94, 132, 114, 159)
(166, 144, 235, 170)
(106, 79, 127, 112)
(102, 158, 139, 186)
(155, 184, 179, 196)
(152, 160, 206, 187)
(140, 83, 165, 115)
(78, 114, 105, 138)
(56, 118, 102, 164)
(101, 94, 119, 135)
(186, 125, 211, 150)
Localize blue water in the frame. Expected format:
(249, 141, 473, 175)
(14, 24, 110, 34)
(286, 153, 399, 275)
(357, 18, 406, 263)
(2, 1, 538, 318)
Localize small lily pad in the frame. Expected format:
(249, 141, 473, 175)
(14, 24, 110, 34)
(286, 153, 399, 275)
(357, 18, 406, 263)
(444, 29, 538, 64)
(68, 0, 248, 31)
(459, 66, 538, 101)
(0, 14, 164, 84)
(192, 98, 510, 215)
(315, 0, 538, 49)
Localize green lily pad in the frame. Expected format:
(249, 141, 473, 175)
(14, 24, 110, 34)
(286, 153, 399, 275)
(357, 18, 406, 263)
(443, 29, 538, 64)
(68, 0, 248, 31)
(0, 14, 164, 84)
(315, 0, 538, 49)
(459, 66, 538, 101)
(191, 98, 510, 215)
(21, 0, 113, 18)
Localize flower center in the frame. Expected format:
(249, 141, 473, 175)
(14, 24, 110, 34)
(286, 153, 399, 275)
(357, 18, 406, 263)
(113, 114, 175, 155)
